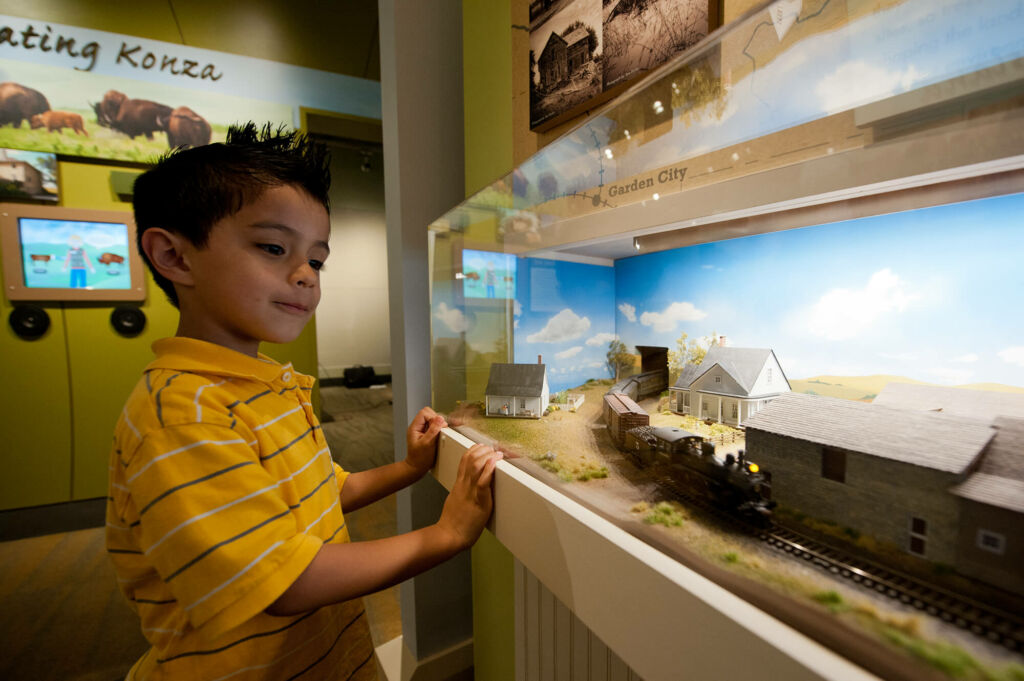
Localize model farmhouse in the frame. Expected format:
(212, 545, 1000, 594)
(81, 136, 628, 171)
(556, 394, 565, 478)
(670, 345, 790, 426)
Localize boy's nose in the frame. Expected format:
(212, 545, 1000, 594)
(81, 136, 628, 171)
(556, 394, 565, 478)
(291, 262, 318, 288)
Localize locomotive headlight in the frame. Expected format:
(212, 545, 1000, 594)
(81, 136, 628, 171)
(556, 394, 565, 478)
(748, 462, 760, 473)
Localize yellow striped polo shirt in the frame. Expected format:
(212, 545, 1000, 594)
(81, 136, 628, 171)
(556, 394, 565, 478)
(106, 337, 375, 681)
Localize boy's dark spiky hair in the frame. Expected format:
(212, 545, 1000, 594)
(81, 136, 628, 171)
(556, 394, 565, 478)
(133, 122, 331, 308)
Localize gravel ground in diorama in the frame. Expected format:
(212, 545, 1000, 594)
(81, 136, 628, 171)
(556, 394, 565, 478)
(441, 193, 1024, 681)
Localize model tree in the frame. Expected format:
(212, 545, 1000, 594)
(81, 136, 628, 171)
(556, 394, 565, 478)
(668, 330, 716, 382)
(607, 339, 633, 381)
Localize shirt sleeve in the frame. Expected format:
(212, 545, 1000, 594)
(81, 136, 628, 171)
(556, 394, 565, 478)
(333, 461, 350, 494)
(125, 422, 323, 638)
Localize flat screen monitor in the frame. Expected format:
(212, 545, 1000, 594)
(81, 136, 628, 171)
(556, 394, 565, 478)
(1, 203, 145, 302)
(461, 248, 516, 300)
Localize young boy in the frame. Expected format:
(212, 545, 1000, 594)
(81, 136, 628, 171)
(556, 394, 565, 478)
(107, 123, 501, 681)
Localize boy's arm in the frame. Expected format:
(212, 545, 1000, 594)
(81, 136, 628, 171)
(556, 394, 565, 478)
(339, 406, 447, 513)
(267, 443, 500, 615)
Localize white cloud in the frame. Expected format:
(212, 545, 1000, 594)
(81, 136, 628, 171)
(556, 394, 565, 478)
(527, 308, 590, 343)
(586, 332, 617, 347)
(998, 347, 1024, 368)
(556, 346, 583, 359)
(929, 367, 974, 385)
(953, 353, 979, 363)
(878, 351, 918, 362)
(639, 301, 708, 332)
(618, 303, 637, 323)
(584, 361, 605, 369)
(435, 302, 469, 333)
(804, 268, 918, 341)
(513, 300, 522, 317)
(817, 61, 922, 115)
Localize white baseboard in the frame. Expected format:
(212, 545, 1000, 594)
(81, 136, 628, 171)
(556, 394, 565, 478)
(375, 635, 473, 681)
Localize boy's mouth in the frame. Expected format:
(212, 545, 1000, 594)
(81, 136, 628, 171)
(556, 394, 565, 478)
(276, 301, 310, 314)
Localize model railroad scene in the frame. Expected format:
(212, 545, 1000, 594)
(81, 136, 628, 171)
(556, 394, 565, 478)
(450, 343, 1024, 681)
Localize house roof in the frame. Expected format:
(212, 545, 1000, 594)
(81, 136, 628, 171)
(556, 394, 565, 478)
(672, 346, 785, 395)
(744, 392, 995, 474)
(872, 382, 1024, 423)
(486, 363, 546, 397)
(950, 473, 1024, 513)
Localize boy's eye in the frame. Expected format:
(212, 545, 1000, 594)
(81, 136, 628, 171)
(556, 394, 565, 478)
(259, 244, 285, 256)
(309, 259, 325, 271)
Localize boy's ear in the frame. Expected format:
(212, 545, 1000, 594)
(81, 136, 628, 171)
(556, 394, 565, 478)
(140, 228, 195, 287)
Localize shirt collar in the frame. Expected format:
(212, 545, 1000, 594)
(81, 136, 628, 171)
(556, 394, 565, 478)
(147, 337, 291, 384)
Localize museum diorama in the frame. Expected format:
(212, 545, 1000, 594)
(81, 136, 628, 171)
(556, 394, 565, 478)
(429, 0, 1024, 679)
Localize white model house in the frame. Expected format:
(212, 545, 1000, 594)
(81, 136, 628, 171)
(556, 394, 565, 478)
(669, 345, 790, 426)
(485, 362, 549, 419)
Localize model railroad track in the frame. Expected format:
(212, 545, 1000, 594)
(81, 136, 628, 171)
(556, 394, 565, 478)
(764, 525, 1024, 652)
(652, 472, 1024, 652)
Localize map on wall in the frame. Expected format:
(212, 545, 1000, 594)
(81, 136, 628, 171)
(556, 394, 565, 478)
(0, 14, 380, 163)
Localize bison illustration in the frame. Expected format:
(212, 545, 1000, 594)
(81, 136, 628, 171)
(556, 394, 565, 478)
(158, 106, 211, 149)
(30, 110, 88, 136)
(98, 252, 124, 265)
(0, 82, 50, 128)
(91, 89, 172, 140)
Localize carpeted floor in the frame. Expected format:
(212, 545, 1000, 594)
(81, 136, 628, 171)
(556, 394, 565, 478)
(0, 384, 400, 681)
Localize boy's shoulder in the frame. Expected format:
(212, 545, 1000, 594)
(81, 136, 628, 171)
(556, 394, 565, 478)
(114, 337, 300, 455)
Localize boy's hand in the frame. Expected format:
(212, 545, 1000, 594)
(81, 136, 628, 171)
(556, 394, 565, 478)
(438, 444, 502, 550)
(405, 407, 448, 476)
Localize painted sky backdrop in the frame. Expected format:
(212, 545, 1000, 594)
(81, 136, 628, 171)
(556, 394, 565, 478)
(614, 193, 1024, 388)
(514, 257, 615, 392)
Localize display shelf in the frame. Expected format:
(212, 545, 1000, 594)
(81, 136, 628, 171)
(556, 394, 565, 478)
(430, 1, 1024, 679)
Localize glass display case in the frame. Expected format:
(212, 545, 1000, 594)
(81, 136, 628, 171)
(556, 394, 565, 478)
(429, 1, 1024, 679)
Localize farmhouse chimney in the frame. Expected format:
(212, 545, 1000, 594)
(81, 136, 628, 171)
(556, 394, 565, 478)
(718, 335, 728, 347)
(538, 354, 542, 364)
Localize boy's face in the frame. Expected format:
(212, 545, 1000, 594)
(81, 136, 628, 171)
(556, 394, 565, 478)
(177, 184, 330, 357)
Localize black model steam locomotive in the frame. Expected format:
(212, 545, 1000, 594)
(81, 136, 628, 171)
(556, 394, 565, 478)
(603, 375, 774, 523)
(622, 424, 774, 523)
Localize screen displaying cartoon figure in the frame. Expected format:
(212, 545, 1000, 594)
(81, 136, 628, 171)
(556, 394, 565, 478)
(19, 217, 133, 290)
(462, 249, 516, 299)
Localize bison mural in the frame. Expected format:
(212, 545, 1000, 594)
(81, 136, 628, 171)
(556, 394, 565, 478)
(0, 82, 50, 128)
(30, 110, 88, 136)
(91, 89, 172, 140)
(159, 106, 211, 148)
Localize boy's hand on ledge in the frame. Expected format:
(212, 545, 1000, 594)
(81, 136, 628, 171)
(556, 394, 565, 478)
(437, 444, 502, 551)
(405, 406, 447, 477)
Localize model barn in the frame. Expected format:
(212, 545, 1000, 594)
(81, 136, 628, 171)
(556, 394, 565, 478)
(744, 390, 1024, 598)
(484, 362, 549, 419)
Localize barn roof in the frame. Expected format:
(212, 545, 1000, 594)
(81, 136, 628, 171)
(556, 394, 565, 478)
(486, 363, 546, 397)
(872, 382, 1024, 423)
(563, 27, 590, 48)
(949, 417, 1024, 513)
(950, 473, 1024, 513)
(672, 346, 785, 395)
(744, 392, 995, 473)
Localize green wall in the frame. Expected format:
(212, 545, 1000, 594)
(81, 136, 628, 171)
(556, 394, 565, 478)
(0, 2, 329, 510)
(463, 1, 517, 679)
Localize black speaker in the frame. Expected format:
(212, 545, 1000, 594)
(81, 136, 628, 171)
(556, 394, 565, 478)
(9, 305, 50, 340)
(111, 306, 146, 337)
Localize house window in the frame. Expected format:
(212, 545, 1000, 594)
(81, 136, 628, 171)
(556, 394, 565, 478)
(683, 393, 690, 407)
(714, 375, 721, 383)
(767, 367, 772, 383)
(821, 447, 846, 483)
(977, 529, 1006, 555)
(909, 517, 927, 556)
(731, 403, 738, 418)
